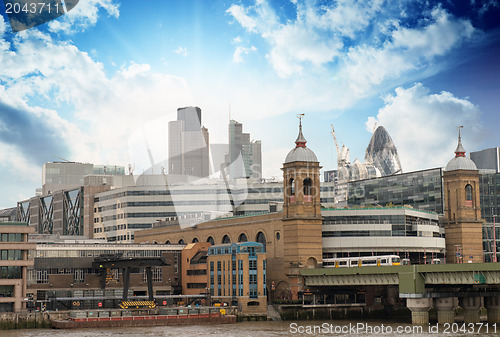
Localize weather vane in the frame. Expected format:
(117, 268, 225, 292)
(297, 113, 305, 125)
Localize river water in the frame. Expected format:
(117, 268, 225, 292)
(1, 320, 499, 336)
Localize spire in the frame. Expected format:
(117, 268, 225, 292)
(454, 125, 466, 157)
(295, 113, 307, 148)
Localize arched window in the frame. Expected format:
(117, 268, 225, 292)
(178, 239, 185, 245)
(206, 236, 215, 245)
(288, 178, 295, 203)
(303, 178, 312, 202)
(222, 235, 231, 244)
(465, 184, 473, 207)
(256, 231, 266, 251)
(165, 240, 171, 244)
(192, 237, 199, 243)
(238, 233, 248, 242)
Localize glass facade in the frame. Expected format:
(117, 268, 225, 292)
(479, 172, 500, 262)
(347, 168, 444, 214)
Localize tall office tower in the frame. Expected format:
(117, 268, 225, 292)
(470, 147, 500, 173)
(168, 107, 209, 177)
(227, 120, 262, 179)
(364, 126, 403, 176)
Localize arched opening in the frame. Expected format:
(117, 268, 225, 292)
(222, 235, 231, 244)
(303, 178, 312, 202)
(165, 240, 171, 244)
(238, 233, 248, 242)
(256, 231, 266, 251)
(306, 257, 318, 269)
(192, 237, 199, 243)
(206, 236, 215, 245)
(465, 184, 473, 207)
(289, 178, 295, 202)
(178, 239, 185, 245)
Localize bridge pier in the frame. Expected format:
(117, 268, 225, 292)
(485, 296, 500, 324)
(407, 298, 432, 325)
(435, 297, 456, 324)
(460, 296, 481, 324)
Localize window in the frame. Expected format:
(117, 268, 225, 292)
(222, 235, 231, 244)
(303, 178, 312, 196)
(207, 236, 215, 245)
(238, 233, 248, 242)
(465, 184, 473, 207)
(255, 232, 266, 252)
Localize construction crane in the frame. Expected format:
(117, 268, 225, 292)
(331, 124, 349, 168)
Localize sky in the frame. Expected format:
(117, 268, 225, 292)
(0, 0, 500, 209)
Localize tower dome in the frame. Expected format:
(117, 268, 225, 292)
(285, 117, 318, 163)
(445, 129, 477, 171)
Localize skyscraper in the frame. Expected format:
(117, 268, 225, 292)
(168, 107, 209, 177)
(364, 126, 403, 176)
(227, 119, 262, 179)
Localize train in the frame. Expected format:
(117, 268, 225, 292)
(323, 255, 401, 268)
(323, 255, 443, 268)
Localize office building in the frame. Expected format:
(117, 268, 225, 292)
(42, 162, 125, 195)
(347, 168, 444, 214)
(365, 126, 403, 176)
(471, 147, 500, 173)
(18, 175, 133, 238)
(168, 107, 209, 177)
(181, 242, 211, 297)
(0, 222, 35, 312)
(227, 120, 262, 179)
(322, 207, 445, 263)
(0, 208, 17, 222)
(479, 171, 500, 262)
(207, 242, 266, 314)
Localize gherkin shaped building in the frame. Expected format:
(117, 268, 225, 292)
(364, 126, 402, 176)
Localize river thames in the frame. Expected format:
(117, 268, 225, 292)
(1, 320, 499, 336)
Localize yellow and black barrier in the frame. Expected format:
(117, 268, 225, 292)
(119, 300, 156, 309)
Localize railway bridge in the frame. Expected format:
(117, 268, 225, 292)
(301, 263, 500, 324)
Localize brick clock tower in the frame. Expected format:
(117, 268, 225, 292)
(442, 128, 484, 263)
(282, 115, 323, 299)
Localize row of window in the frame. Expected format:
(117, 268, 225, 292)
(0, 266, 22, 279)
(0, 233, 23, 243)
(0, 250, 23, 260)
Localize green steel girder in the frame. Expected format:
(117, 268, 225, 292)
(305, 274, 399, 286)
(301, 263, 500, 293)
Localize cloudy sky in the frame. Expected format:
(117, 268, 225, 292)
(0, 0, 499, 209)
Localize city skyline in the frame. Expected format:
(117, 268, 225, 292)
(1, 1, 500, 209)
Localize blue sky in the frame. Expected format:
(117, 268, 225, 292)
(0, 0, 500, 208)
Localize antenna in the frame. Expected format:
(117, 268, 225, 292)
(54, 155, 71, 162)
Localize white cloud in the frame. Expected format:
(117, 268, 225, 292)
(227, 0, 477, 103)
(227, 5, 259, 32)
(366, 83, 483, 172)
(175, 46, 188, 56)
(338, 7, 476, 96)
(48, 0, 120, 33)
(0, 26, 194, 181)
(233, 45, 257, 63)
